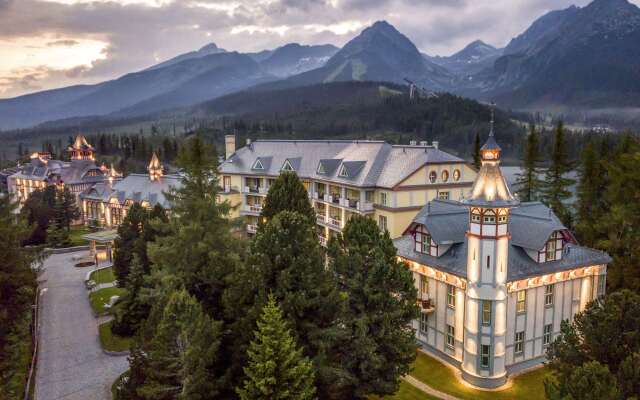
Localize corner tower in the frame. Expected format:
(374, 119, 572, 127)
(460, 117, 519, 388)
(148, 152, 163, 181)
(68, 135, 95, 161)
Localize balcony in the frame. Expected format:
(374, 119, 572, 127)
(316, 213, 327, 224)
(360, 202, 375, 212)
(328, 217, 342, 229)
(247, 224, 258, 234)
(330, 195, 341, 205)
(322, 193, 330, 202)
(259, 187, 268, 194)
(318, 235, 327, 247)
(346, 198, 359, 209)
(417, 298, 436, 314)
(248, 186, 261, 194)
(249, 204, 263, 213)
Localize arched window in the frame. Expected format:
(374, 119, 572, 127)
(429, 171, 437, 183)
(442, 170, 449, 182)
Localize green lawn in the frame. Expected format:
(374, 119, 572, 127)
(98, 321, 132, 352)
(90, 267, 116, 285)
(89, 287, 126, 316)
(69, 226, 91, 246)
(409, 351, 549, 400)
(379, 381, 439, 400)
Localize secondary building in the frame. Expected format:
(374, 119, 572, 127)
(218, 136, 477, 240)
(8, 135, 113, 204)
(80, 153, 181, 227)
(394, 127, 610, 388)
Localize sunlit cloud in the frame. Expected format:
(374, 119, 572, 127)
(303, 20, 366, 35)
(231, 25, 291, 36)
(39, 0, 174, 6)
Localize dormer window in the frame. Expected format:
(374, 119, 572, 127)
(539, 231, 564, 262)
(414, 225, 436, 256)
(252, 159, 265, 170)
(317, 163, 326, 174)
(338, 165, 348, 177)
(281, 159, 294, 172)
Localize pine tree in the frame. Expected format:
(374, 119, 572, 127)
(245, 211, 344, 398)
(514, 124, 543, 202)
(546, 361, 620, 400)
(46, 190, 71, 248)
(327, 216, 418, 398)
(111, 256, 151, 336)
(261, 171, 315, 223)
(237, 296, 316, 400)
(59, 186, 80, 230)
(138, 289, 223, 400)
(575, 141, 605, 247)
(472, 131, 481, 170)
(542, 121, 575, 226)
(114, 203, 148, 286)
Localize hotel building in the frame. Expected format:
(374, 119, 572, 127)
(218, 136, 477, 240)
(394, 127, 611, 388)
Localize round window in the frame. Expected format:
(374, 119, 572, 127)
(429, 171, 437, 183)
(442, 170, 449, 182)
(453, 169, 461, 182)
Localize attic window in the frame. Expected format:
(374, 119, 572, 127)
(338, 165, 348, 177)
(252, 159, 264, 170)
(317, 163, 326, 174)
(281, 159, 294, 172)
(414, 225, 436, 256)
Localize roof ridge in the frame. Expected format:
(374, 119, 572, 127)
(253, 139, 386, 144)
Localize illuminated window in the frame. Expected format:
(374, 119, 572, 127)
(544, 285, 554, 306)
(447, 285, 455, 308)
(481, 345, 490, 368)
(446, 325, 455, 349)
(515, 331, 524, 354)
(441, 170, 449, 182)
(498, 215, 507, 224)
(415, 226, 432, 254)
(420, 275, 429, 296)
(453, 169, 461, 182)
(482, 300, 492, 326)
(546, 238, 556, 260)
(438, 191, 450, 200)
(516, 291, 526, 314)
(483, 215, 496, 223)
(429, 171, 437, 183)
(420, 314, 428, 334)
(471, 213, 481, 223)
(543, 324, 552, 345)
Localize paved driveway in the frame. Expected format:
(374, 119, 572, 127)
(36, 251, 128, 400)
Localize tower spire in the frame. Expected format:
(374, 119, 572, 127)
(148, 152, 163, 181)
(489, 101, 495, 136)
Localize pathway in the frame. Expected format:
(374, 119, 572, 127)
(403, 375, 462, 400)
(35, 251, 128, 400)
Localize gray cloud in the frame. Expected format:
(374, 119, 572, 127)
(1, 0, 639, 98)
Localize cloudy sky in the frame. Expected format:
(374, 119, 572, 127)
(0, 0, 635, 99)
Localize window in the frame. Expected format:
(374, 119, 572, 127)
(546, 238, 556, 260)
(453, 169, 461, 182)
(429, 171, 437, 183)
(378, 215, 388, 232)
(446, 325, 455, 349)
(438, 191, 450, 200)
(597, 275, 606, 298)
(338, 165, 348, 177)
(223, 176, 231, 192)
(543, 324, 552, 345)
(482, 300, 492, 326)
(516, 291, 526, 314)
(282, 159, 294, 171)
(483, 215, 496, 223)
(420, 313, 428, 334)
(486, 255, 491, 270)
(480, 345, 490, 368)
(441, 170, 449, 182)
(447, 285, 455, 308)
(380, 192, 388, 206)
(317, 163, 326, 174)
(365, 190, 374, 203)
(471, 213, 481, 223)
(515, 331, 525, 354)
(252, 159, 264, 170)
(415, 226, 431, 254)
(544, 285, 554, 306)
(498, 215, 507, 224)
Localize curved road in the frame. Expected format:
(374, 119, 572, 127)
(36, 251, 128, 400)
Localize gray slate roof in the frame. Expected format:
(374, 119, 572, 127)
(396, 199, 611, 282)
(220, 140, 466, 188)
(11, 158, 105, 185)
(81, 174, 182, 208)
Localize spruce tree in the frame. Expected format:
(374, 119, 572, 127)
(245, 211, 344, 398)
(59, 186, 80, 230)
(114, 203, 148, 286)
(237, 296, 316, 400)
(514, 124, 543, 202)
(542, 121, 575, 226)
(546, 361, 620, 400)
(575, 141, 605, 247)
(46, 190, 71, 248)
(327, 216, 418, 398)
(261, 171, 315, 223)
(472, 131, 481, 170)
(111, 256, 151, 336)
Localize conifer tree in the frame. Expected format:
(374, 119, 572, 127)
(546, 361, 620, 400)
(114, 203, 148, 286)
(472, 131, 481, 170)
(261, 171, 315, 223)
(542, 121, 575, 226)
(46, 190, 71, 248)
(245, 211, 344, 398)
(575, 141, 606, 247)
(237, 296, 316, 400)
(327, 216, 418, 398)
(137, 289, 223, 400)
(111, 256, 151, 336)
(59, 186, 80, 230)
(514, 124, 543, 202)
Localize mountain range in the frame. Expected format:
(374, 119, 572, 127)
(1, 0, 639, 130)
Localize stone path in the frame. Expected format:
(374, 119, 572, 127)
(35, 251, 128, 400)
(403, 375, 462, 400)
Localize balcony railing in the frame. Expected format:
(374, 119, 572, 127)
(330, 195, 341, 205)
(347, 199, 359, 209)
(248, 186, 260, 194)
(417, 298, 435, 314)
(328, 217, 341, 228)
(318, 235, 327, 247)
(248, 204, 263, 213)
(259, 187, 268, 194)
(247, 224, 258, 234)
(316, 213, 327, 224)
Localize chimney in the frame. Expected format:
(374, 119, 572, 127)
(419, 141, 428, 146)
(225, 134, 236, 160)
(432, 141, 439, 149)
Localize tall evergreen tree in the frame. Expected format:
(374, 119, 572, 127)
(245, 211, 344, 399)
(59, 186, 80, 230)
(111, 256, 152, 336)
(46, 190, 71, 248)
(237, 296, 316, 400)
(514, 124, 543, 202)
(575, 141, 606, 247)
(137, 289, 223, 400)
(261, 171, 315, 223)
(114, 203, 148, 286)
(542, 121, 575, 226)
(0, 195, 40, 398)
(547, 361, 620, 400)
(327, 216, 418, 399)
(472, 131, 481, 170)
